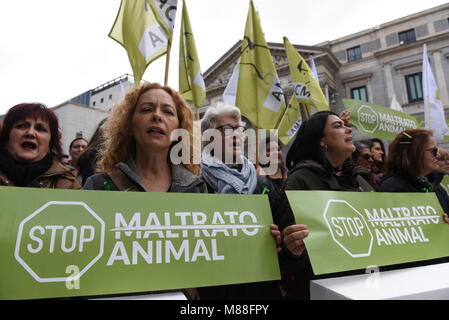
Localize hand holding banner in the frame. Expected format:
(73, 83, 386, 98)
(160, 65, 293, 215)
(286, 191, 449, 275)
(1, 187, 279, 299)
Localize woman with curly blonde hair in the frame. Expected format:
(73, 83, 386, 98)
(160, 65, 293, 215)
(84, 82, 206, 194)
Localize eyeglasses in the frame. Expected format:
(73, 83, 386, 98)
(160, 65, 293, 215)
(361, 153, 374, 161)
(425, 147, 438, 157)
(216, 125, 246, 136)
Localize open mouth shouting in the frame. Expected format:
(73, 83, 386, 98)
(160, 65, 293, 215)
(21, 141, 38, 151)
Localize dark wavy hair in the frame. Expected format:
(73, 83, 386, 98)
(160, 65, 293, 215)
(0, 103, 63, 160)
(286, 111, 339, 171)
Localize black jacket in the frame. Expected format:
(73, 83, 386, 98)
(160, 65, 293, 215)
(379, 171, 449, 214)
(377, 171, 449, 271)
(429, 172, 449, 215)
(275, 160, 373, 300)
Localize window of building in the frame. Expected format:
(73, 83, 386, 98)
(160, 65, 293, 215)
(398, 29, 416, 45)
(93, 101, 96, 106)
(100, 98, 104, 103)
(405, 73, 423, 102)
(351, 86, 368, 101)
(347, 46, 362, 62)
(109, 94, 113, 100)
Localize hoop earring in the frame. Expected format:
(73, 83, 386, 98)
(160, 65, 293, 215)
(321, 144, 328, 151)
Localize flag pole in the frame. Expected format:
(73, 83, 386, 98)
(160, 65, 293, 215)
(164, 42, 172, 86)
(256, 127, 260, 171)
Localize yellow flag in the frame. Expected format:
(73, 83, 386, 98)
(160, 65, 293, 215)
(179, 0, 205, 108)
(109, 0, 178, 84)
(147, 0, 178, 41)
(276, 37, 329, 145)
(236, 0, 286, 129)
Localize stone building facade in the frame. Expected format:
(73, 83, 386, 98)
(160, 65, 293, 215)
(203, 3, 449, 145)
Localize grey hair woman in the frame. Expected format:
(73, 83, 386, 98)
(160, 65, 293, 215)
(198, 103, 283, 300)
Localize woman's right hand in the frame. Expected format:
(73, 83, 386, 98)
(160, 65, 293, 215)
(339, 110, 351, 127)
(283, 224, 309, 257)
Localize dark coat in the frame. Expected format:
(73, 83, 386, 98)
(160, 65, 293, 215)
(275, 160, 373, 300)
(0, 160, 81, 189)
(379, 171, 449, 214)
(377, 171, 449, 271)
(429, 172, 449, 215)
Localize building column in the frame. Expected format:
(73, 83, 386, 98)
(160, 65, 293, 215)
(383, 63, 395, 105)
(432, 51, 449, 107)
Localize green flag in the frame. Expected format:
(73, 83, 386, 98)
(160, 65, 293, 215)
(109, 0, 178, 84)
(276, 37, 329, 145)
(236, 0, 286, 129)
(179, 0, 205, 108)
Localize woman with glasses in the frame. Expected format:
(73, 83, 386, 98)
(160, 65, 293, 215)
(0, 103, 80, 189)
(352, 141, 377, 190)
(198, 103, 282, 300)
(379, 129, 441, 193)
(378, 129, 449, 267)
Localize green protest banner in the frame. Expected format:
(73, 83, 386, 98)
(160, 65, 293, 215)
(0, 187, 279, 300)
(286, 191, 449, 275)
(343, 99, 419, 141)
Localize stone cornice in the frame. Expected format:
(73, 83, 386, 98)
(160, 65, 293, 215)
(204, 40, 340, 82)
(393, 60, 421, 71)
(341, 73, 373, 84)
(374, 32, 449, 59)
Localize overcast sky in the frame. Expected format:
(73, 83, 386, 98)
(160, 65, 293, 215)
(0, 0, 447, 114)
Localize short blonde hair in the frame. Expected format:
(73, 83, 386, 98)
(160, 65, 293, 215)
(98, 82, 199, 175)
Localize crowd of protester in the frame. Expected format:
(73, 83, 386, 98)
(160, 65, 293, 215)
(2, 82, 449, 300)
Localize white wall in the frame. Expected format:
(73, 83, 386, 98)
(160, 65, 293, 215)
(53, 102, 109, 156)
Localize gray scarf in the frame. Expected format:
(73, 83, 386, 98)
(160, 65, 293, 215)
(201, 153, 257, 194)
